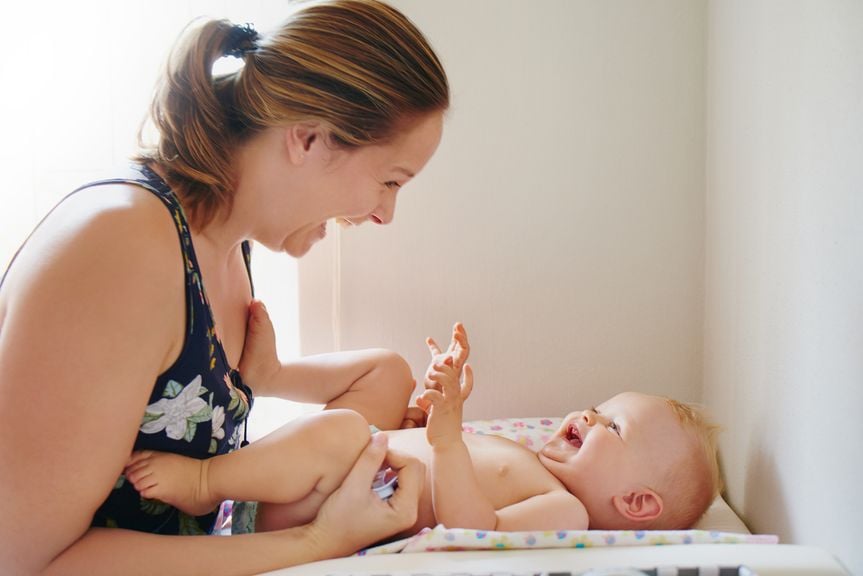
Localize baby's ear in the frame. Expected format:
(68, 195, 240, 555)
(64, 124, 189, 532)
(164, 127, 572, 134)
(612, 489, 663, 523)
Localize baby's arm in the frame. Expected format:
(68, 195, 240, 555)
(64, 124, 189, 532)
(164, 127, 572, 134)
(493, 490, 589, 531)
(419, 325, 588, 531)
(417, 325, 500, 529)
(421, 357, 498, 529)
(421, 358, 588, 531)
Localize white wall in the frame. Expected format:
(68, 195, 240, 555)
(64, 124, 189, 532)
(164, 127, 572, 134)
(300, 1, 863, 571)
(300, 0, 707, 419)
(704, 1, 863, 574)
(0, 1, 308, 439)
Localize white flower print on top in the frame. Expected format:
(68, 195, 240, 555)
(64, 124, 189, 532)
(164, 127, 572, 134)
(209, 405, 226, 454)
(211, 406, 225, 440)
(140, 375, 213, 441)
(228, 424, 243, 449)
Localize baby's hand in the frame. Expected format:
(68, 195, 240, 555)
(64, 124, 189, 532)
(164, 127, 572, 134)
(417, 356, 474, 448)
(425, 322, 470, 373)
(237, 300, 280, 392)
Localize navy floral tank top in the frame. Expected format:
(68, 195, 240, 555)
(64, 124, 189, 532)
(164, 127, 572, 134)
(84, 165, 254, 535)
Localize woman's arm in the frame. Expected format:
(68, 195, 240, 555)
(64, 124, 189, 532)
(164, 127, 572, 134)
(0, 187, 190, 573)
(47, 434, 424, 576)
(0, 188, 421, 575)
(239, 301, 415, 429)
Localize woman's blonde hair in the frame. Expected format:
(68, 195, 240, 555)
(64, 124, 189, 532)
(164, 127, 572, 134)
(136, 0, 449, 228)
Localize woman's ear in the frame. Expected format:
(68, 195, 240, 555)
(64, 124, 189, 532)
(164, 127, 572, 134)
(612, 489, 663, 523)
(284, 122, 322, 165)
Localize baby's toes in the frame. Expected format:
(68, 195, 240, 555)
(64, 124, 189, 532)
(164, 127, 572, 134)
(124, 466, 152, 490)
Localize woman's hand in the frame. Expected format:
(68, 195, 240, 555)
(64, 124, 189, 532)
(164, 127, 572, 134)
(306, 434, 424, 557)
(238, 299, 281, 395)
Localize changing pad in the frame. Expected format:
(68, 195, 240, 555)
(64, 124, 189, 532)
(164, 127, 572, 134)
(351, 417, 767, 557)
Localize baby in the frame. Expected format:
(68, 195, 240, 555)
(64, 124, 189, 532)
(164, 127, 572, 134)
(124, 324, 720, 535)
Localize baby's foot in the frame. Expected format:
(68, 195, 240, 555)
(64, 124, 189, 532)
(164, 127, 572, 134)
(124, 451, 218, 516)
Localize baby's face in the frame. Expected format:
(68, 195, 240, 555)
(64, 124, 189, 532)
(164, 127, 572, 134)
(538, 392, 689, 513)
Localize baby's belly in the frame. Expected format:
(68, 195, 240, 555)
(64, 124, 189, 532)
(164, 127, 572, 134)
(384, 429, 562, 535)
(384, 428, 437, 534)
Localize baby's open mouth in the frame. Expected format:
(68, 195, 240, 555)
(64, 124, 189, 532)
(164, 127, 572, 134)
(566, 423, 583, 448)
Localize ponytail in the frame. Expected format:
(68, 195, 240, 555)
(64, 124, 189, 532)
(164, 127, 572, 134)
(137, 1, 449, 230)
(136, 19, 257, 228)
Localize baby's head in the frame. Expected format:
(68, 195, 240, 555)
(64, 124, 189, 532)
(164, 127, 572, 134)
(538, 392, 720, 530)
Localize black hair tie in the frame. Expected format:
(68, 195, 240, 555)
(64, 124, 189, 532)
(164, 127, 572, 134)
(225, 23, 259, 59)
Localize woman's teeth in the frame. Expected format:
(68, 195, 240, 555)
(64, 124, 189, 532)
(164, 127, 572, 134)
(336, 217, 354, 227)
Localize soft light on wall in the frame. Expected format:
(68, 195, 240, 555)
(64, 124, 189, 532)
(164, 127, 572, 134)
(0, 1, 308, 438)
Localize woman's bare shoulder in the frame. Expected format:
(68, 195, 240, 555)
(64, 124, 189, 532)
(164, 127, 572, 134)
(0, 183, 192, 574)
(0, 182, 186, 371)
(3, 182, 183, 299)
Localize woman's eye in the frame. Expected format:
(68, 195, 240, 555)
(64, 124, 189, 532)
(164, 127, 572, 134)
(384, 181, 402, 190)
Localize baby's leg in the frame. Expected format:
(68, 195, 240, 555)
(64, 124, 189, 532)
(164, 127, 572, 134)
(323, 349, 415, 430)
(125, 409, 372, 518)
(124, 451, 215, 516)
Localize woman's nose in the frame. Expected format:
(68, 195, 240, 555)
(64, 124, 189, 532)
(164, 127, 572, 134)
(372, 191, 398, 225)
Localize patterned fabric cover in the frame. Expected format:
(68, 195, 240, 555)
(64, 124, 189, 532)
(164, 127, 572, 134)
(354, 417, 777, 555)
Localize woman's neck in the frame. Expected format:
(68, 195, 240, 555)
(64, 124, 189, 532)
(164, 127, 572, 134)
(147, 162, 248, 262)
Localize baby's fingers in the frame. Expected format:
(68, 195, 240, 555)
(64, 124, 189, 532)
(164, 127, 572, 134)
(418, 389, 444, 409)
(426, 363, 458, 395)
(401, 406, 427, 428)
(426, 337, 442, 357)
(460, 364, 474, 401)
(451, 323, 470, 369)
(415, 395, 433, 414)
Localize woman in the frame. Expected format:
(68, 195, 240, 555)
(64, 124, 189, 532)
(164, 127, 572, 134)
(0, 1, 449, 573)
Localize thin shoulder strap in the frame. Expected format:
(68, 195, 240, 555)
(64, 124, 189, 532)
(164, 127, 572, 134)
(1, 171, 159, 289)
(240, 241, 255, 298)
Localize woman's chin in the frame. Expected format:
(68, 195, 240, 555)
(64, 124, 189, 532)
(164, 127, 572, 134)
(282, 243, 311, 258)
(279, 224, 328, 257)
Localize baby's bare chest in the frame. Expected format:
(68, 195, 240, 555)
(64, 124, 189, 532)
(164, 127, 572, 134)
(464, 434, 564, 507)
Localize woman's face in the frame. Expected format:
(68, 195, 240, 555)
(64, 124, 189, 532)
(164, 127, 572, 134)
(257, 111, 444, 257)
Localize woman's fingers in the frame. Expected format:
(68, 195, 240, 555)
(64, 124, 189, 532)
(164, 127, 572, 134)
(310, 433, 421, 557)
(349, 433, 389, 489)
(383, 447, 424, 513)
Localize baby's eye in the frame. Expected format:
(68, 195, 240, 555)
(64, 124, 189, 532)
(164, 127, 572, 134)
(609, 421, 621, 435)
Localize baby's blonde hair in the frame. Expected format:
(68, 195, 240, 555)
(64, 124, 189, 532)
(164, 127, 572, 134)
(652, 398, 722, 529)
